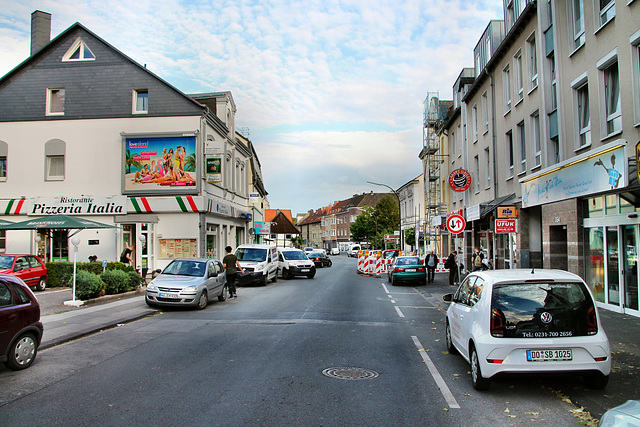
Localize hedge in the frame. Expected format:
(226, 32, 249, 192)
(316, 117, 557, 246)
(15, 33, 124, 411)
(44, 261, 143, 299)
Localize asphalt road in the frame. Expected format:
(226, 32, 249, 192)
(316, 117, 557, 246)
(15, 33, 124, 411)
(0, 256, 585, 425)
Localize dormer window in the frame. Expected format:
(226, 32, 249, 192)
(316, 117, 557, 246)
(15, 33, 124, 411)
(133, 89, 148, 114)
(62, 37, 95, 62)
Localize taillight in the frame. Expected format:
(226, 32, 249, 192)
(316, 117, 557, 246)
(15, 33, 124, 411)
(491, 307, 505, 337)
(417, 267, 425, 272)
(587, 305, 597, 335)
(394, 267, 402, 273)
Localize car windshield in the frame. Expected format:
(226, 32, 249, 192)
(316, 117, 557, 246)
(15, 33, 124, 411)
(395, 257, 420, 266)
(0, 256, 15, 269)
(491, 281, 595, 338)
(236, 248, 267, 262)
(162, 260, 206, 277)
(309, 252, 323, 257)
(283, 251, 308, 260)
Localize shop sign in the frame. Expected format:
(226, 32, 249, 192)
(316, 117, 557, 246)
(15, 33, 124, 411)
(254, 221, 271, 235)
(495, 219, 517, 233)
(206, 157, 222, 183)
(448, 169, 472, 192)
(384, 234, 399, 242)
(28, 196, 126, 216)
(466, 205, 481, 221)
(496, 206, 518, 219)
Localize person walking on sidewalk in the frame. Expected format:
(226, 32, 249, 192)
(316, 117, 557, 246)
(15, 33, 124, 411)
(445, 251, 458, 286)
(120, 244, 134, 266)
(472, 248, 484, 271)
(223, 246, 244, 299)
(424, 250, 438, 283)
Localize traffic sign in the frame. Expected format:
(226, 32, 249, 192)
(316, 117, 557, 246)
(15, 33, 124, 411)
(446, 214, 466, 234)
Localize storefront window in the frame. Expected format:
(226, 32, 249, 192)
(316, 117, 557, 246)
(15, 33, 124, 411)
(587, 197, 603, 217)
(585, 227, 605, 302)
(605, 195, 617, 215)
(620, 197, 639, 214)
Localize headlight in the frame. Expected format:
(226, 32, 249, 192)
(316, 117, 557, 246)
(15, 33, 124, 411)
(183, 286, 198, 292)
(147, 283, 157, 291)
(255, 262, 266, 272)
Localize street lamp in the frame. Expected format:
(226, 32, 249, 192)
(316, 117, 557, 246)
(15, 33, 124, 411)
(366, 181, 403, 251)
(64, 235, 83, 307)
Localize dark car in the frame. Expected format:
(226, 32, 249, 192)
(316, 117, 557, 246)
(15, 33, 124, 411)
(0, 254, 48, 291)
(307, 251, 332, 268)
(0, 274, 44, 370)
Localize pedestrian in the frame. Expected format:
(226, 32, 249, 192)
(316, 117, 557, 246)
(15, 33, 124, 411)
(119, 244, 134, 266)
(424, 250, 438, 283)
(223, 245, 244, 299)
(472, 247, 484, 271)
(445, 251, 458, 286)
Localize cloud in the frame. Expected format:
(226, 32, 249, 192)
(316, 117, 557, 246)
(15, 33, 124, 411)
(0, 0, 504, 214)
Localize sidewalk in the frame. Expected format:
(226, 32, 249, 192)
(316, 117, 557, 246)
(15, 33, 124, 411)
(40, 294, 157, 349)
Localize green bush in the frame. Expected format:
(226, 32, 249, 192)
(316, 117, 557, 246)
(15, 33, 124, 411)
(44, 262, 75, 288)
(74, 270, 104, 300)
(127, 271, 145, 290)
(100, 269, 130, 295)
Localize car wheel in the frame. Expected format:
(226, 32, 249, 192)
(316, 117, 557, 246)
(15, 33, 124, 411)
(272, 272, 277, 283)
(391, 276, 397, 286)
(445, 321, 458, 355)
(285, 269, 292, 279)
(328, 261, 332, 267)
(197, 290, 208, 309)
(35, 277, 46, 292)
(470, 345, 490, 391)
(584, 373, 609, 390)
(307, 270, 315, 279)
(218, 284, 228, 302)
(261, 274, 268, 286)
(5, 333, 38, 370)
(387, 274, 391, 283)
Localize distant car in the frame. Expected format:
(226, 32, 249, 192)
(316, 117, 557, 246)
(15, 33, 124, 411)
(349, 245, 361, 257)
(600, 400, 640, 426)
(145, 258, 227, 309)
(0, 274, 44, 370)
(307, 251, 332, 268)
(443, 269, 610, 391)
(387, 256, 425, 286)
(330, 247, 340, 255)
(304, 247, 314, 253)
(0, 254, 47, 291)
(277, 248, 316, 279)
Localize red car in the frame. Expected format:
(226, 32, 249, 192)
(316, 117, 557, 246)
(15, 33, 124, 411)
(0, 274, 44, 370)
(0, 254, 47, 291)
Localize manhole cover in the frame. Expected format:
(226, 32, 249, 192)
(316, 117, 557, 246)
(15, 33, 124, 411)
(322, 367, 380, 380)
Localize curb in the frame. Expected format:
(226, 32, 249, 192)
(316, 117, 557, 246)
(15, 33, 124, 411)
(82, 287, 146, 306)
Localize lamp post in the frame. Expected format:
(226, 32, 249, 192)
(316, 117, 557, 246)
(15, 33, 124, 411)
(366, 181, 403, 252)
(64, 235, 83, 307)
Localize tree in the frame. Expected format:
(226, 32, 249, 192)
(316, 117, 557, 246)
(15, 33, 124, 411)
(374, 196, 399, 234)
(350, 206, 374, 243)
(404, 227, 416, 249)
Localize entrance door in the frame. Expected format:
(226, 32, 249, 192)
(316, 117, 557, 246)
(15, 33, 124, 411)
(622, 225, 639, 313)
(606, 226, 620, 306)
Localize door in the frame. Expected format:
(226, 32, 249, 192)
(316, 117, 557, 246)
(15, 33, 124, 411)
(14, 256, 35, 287)
(622, 225, 639, 313)
(449, 276, 477, 357)
(606, 226, 620, 306)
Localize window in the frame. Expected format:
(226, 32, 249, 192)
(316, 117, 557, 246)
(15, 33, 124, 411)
(46, 88, 65, 116)
(506, 131, 514, 177)
(482, 92, 489, 132)
(527, 34, 538, 90)
(571, 0, 585, 50)
(503, 64, 511, 113)
(472, 104, 478, 142)
(518, 121, 526, 173)
(598, 0, 615, 27)
(531, 111, 541, 167)
(457, 124, 462, 157)
(485, 148, 491, 188)
(631, 30, 640, 125)
(506, 0, 515, 31)
(45, 139, 65, 180)
(62, 37, 95, 62)
(133, 89, 148, 114)
(598, 51, 621, 136)
(551, 137, 560, 164)
(474, 155, 480, 193)
(514, 51, 524, 102)
(574, 79, 591, 147)
(549, 53, 558, 111)
(0, 140, 6, 181)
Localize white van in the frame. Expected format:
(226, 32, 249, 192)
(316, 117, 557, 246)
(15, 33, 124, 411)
(349, 244, 361, 257)
(235, 244, 278, 286)
(277, 247, 316, 279)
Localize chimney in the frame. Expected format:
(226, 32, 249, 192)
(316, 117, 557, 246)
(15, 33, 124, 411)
(31, 10, 51, 56)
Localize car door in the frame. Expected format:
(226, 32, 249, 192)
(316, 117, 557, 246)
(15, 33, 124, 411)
(449, 276, 478, 357)
(0, 281, 19, 355)
(14, 256, 35, 287)
(206, 261, 222, 295)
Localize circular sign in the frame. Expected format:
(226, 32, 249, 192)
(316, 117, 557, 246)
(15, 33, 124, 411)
(448, 169, 472, 192)
(446, 214, 466, 234)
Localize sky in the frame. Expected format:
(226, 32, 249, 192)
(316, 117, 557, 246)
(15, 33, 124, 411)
(0, 0, 504, 215)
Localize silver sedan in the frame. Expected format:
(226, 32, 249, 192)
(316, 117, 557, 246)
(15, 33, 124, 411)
(145, 258, 227, 309)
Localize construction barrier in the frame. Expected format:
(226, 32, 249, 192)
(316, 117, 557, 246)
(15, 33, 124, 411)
(435, 257, 450, 272)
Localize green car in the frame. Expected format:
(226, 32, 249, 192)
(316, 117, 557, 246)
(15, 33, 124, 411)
(387, 256, 426, 286)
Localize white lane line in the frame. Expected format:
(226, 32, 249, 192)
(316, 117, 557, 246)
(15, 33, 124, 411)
(390, 299, 396, 304)
(382, 283, 390, 294)
(411, 335, 460, 409)
(394, 306, 405, 318)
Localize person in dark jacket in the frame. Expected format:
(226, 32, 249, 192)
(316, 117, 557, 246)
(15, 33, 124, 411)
(424, 250, 438, 283)
(446, 251, 458, 286)
(472, 248, 485, 271)
(223, 246, 245, 299)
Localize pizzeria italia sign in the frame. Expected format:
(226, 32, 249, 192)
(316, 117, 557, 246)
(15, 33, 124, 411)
(28, 196, 127, 216)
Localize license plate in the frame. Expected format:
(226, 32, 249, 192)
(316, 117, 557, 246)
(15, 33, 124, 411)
(526, 349, 572, 362)
(301, 269, 310, 272)
(159, 292, 179, 299)
(405, 269, 416, 272)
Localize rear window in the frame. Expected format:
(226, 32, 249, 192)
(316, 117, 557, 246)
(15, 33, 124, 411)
(491, 281, 597, 338)
(395, 257, 420, 266)
(236, 248, 267, 262)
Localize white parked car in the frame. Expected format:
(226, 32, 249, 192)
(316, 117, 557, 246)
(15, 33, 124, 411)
(330, 247, 340, 255)
(443, 269, 610, 391)
(277, 248, 316, 279)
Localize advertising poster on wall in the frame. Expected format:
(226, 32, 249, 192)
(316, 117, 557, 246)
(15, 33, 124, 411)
(206, 157, 222, 183)
(124, 135, 198, 194)
(159, 238, 197, 258)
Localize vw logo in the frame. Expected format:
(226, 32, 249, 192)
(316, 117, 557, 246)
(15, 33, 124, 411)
(540, 312, 553, 323)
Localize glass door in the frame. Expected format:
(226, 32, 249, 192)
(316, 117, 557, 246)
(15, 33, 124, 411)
(622, 225, 639, 312)
(606, 226, 620, 306)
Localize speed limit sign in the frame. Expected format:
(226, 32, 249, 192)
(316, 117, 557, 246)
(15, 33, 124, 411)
(446, 214, 466, 234)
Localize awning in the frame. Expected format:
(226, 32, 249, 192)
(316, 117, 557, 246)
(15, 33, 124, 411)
(0, 214, 116, 236)
(480, 193, 516, 218)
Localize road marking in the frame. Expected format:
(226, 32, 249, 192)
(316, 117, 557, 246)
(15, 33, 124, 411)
(398, 305, 438, 309)
(394, 306, 405, 318)
(382, 284, 390, 293)
(411, 335, 460, 409)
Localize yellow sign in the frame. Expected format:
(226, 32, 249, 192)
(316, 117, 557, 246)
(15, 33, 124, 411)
(636, 142, 640, 183)
(497, 206, 518, 219)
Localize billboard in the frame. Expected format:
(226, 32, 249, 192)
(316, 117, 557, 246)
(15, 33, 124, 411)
(124, 135, 198, 194)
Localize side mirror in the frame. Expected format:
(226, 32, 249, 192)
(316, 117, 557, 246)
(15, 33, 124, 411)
(443, 293, 453, 302)
(209, 272, 218, 278)
(154, 269, 162, 273)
